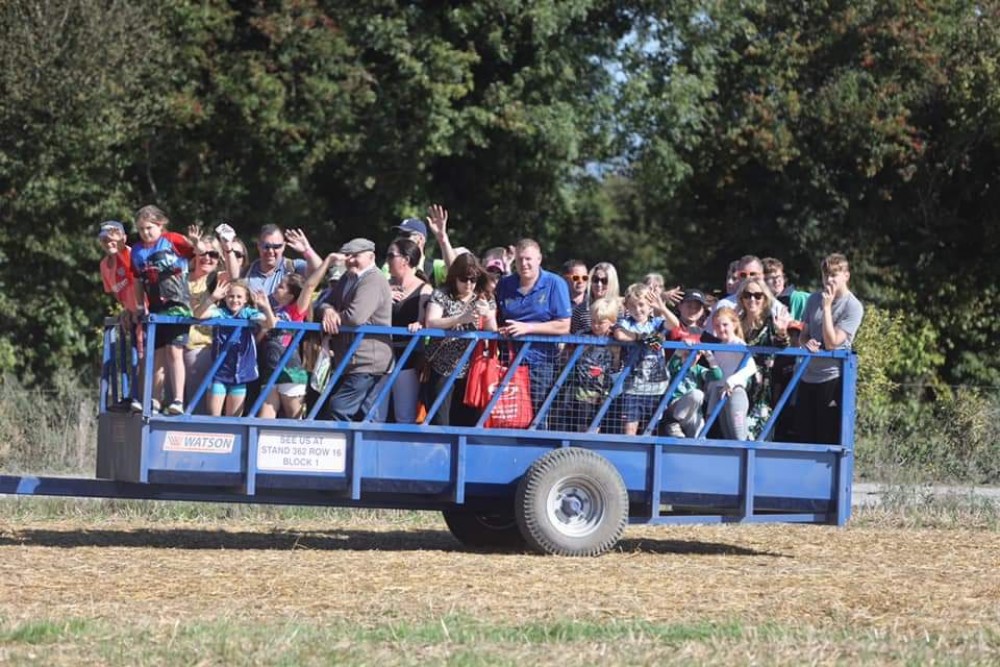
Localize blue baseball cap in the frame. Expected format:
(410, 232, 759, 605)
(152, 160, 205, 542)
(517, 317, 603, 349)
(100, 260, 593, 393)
(394, 218, 427, 238)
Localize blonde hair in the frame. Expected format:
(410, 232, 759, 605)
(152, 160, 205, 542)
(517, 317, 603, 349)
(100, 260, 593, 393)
(624, 282, 652, 306)
(714, 306, 744, 340)
(590, 297, 620, 323)
(587, 262, 621, 305)
(737, 277, 776, 331)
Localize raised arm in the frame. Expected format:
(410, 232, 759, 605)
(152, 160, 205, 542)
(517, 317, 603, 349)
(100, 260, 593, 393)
(426, 204, 458, 267)
(297, 252, 345, 313)
(215, 223, 243, 278)
(285, 228, 323, 272)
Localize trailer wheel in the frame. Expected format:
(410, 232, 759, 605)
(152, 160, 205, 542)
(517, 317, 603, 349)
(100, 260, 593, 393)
(442, 509, 526, 550)
(515, 447, 628, 557)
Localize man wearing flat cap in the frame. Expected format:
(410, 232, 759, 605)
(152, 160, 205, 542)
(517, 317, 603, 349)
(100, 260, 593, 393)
(315, 238, 394, 421)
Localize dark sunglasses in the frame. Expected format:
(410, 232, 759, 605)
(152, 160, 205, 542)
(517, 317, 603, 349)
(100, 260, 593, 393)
(592, 277, 609, 285)
(738, 271, 761, 279)
(199, 251, 221, 260)
(233, 250, 245, 259)
(741, 292, 765, 301)
(457, 276, 477, 284)
(566, 275, 589, 283)
(260, 242, 284, 251)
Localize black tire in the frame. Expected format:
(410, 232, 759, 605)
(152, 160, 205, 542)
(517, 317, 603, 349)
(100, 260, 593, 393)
(442, 509, 526, 550)
(515, 447, 628, 557)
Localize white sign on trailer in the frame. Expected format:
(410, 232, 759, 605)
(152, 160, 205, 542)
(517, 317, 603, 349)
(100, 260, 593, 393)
(256, 430, 347, 473)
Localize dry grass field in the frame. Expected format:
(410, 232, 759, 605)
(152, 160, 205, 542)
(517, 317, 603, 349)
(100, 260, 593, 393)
(1, 500, 998, 665)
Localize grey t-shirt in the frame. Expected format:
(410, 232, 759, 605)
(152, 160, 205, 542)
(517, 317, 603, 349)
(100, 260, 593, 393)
(801, 291, 864, 383)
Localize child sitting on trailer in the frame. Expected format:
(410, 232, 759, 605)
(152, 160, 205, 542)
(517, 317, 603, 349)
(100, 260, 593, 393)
(554, 297, 619, 432)
(662, 345, 723, 438)
(196, 279, 276, 416)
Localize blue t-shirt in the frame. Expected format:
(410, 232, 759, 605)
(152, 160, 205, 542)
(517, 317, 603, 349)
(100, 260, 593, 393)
(130, 232, 192, 310)
(617, 315, 669, 395)
(496, 270, 572, 364)
(246, 258, 308, 305)
(207, 305, 266, 384)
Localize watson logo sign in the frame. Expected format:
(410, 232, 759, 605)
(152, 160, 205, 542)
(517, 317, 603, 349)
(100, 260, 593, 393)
(163, 431, 236, 454)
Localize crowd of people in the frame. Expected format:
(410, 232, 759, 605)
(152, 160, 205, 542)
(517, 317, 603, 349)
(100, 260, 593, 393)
(99, 203, 864, 444)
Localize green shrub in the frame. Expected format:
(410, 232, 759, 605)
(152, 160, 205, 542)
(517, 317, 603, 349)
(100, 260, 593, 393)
(0, 372, 96, 473)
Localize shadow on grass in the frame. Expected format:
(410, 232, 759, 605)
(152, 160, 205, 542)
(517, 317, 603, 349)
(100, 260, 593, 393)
(0, 527, 786, 557)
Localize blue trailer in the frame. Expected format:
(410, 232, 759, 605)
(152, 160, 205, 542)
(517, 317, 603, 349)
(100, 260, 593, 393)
(1, 315, 857, 556)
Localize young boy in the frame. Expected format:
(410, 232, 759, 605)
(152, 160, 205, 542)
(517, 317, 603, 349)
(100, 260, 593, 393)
(130, 205, 197, 415)
(795, 253, 864, 445)
(613, 283, 671, 435)
(555, 297, 620, 432)
(99, 221, 144, 408)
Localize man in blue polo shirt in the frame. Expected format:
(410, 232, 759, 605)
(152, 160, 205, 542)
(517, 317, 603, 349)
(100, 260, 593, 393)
(496, 238, 572, 425)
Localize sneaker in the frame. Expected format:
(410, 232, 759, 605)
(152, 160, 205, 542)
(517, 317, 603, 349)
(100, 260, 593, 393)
(164, 400, 184, 416)
(665, 422, 685, 438)
(130, 399, 161, 413)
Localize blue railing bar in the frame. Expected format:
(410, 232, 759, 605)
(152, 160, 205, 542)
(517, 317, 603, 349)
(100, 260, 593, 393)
(756, 354, 812, 442)
(363, 334, 423, 422)
(187, 326, 248, 416)
(697, 350, 754, 439)
(643, 350, 699, 437)
(475, 342, 532, 429)
(531, 343, 587, 430)
(247, 329, 308, 419)
(101, 325, 113, 410)
(303, 333, 367, 421)
(139, 316, 854, 359)
(587, 345, 640, 433)
(422, 338, 479, 425)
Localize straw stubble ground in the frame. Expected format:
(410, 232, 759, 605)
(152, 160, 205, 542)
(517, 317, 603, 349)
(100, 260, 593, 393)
(1, 510, 998, 665)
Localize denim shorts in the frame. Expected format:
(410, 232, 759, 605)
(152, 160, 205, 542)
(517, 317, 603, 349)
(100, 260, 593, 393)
(620, 393, 661, 424)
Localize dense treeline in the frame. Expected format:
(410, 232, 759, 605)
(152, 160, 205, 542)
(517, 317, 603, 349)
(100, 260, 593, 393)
(2, 0, 999, 395)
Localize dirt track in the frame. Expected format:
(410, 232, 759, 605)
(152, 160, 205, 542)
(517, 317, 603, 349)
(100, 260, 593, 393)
(1, 517, 998, 636)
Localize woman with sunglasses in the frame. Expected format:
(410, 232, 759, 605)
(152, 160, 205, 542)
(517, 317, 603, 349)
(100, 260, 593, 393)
(184, 230, 229, 413)
(423, 253, 497, 426)
(570, 262, 621, 334)
(736, 277, 790, 439)
(380, 238, 434, 423)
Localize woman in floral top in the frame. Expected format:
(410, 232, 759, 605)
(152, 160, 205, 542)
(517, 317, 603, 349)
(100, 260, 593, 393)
(423, 253, 497, 426)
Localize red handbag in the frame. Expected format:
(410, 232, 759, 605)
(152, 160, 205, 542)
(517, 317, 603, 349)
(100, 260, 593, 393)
(463, 340, 501, 409)
(484, 360, 534, 429)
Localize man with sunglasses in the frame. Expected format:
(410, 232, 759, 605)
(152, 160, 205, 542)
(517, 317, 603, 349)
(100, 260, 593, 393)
(562, 259, 589, 307)
(246, 224, 323, 303)
(705, 255, 787, 335)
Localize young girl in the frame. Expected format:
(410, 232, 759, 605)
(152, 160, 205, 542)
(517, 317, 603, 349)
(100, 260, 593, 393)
(704, 307, 758, 440)
(130, 206, 197, 415)
(196, 280, 275, 416)
(613, 283, 671, 435)
(259, 254, 338, 419)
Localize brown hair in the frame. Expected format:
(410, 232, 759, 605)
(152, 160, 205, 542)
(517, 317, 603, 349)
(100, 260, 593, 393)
(444, 252, 483, 296)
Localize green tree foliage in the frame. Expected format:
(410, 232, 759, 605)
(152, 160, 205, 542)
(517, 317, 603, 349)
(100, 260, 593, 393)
(2, 0, 1000, 396)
